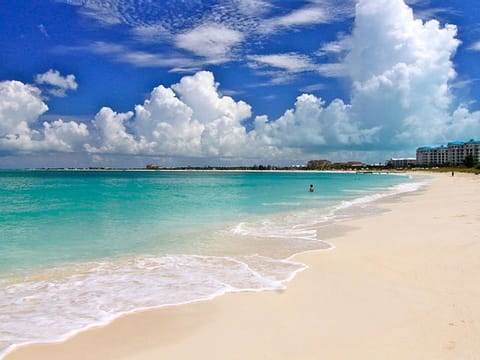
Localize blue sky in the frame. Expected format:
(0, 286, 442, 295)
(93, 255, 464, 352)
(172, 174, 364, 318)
(1, 0, 479, 167)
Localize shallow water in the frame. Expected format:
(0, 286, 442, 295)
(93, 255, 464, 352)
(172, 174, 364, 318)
(0, 170, 422, 356)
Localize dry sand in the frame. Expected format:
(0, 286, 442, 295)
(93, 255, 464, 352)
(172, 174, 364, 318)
(6, 172, 480, 359)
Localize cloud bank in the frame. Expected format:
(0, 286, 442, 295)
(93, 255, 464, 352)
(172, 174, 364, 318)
(2, 0, 480, 165)
(0, 80, 87, 153)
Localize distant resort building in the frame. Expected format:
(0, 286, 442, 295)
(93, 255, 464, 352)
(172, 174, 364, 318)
(386, 158, 417, 168)
(416, 139, 480, 166)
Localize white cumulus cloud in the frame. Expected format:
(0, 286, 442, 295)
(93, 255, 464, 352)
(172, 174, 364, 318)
(241, 0, 480, 159)
(0, 80, 87, 153)
(84, 71, 253, 159)
(85, 107, 139, 154)
(0, 81, 48, 138)
(35, 69, 78, 97)
(344, 0, 464, 146)
(133, 84, 202, 156)
(42, 119, 89, 152)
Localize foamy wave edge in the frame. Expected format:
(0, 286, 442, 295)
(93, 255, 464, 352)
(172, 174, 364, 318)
(1, 176, 427, 359)
(334, 178, 427, 212)
(0, 254, 309, 359)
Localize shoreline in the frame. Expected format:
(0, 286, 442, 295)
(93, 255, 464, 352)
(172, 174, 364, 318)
(0, 173, 417, 357)
(5, 172, 480, 359)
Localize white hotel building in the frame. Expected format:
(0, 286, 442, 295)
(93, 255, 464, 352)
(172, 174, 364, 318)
(416, 139, 480, 166)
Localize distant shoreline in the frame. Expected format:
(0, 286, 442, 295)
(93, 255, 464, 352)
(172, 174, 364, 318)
(3, 167, 409, 174)
(1, 166, 477, 174)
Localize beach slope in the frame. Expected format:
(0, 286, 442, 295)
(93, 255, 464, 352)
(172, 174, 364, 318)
(6, 172, 480, 359)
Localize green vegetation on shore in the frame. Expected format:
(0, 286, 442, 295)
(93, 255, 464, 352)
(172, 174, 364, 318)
(418, 166, 480, 174)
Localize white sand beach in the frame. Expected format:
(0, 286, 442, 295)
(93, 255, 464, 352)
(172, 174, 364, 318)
(5, 172, 480, 360)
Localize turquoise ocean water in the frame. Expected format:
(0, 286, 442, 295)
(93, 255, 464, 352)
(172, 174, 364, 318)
(0, 170, 423, 355)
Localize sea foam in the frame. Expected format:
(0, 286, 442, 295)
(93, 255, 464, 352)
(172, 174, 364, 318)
(0, 171, 425, 357)
(0, 253, 307, 357)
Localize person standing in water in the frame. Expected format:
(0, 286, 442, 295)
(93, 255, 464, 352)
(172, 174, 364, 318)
(309, 184, 314, 192)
